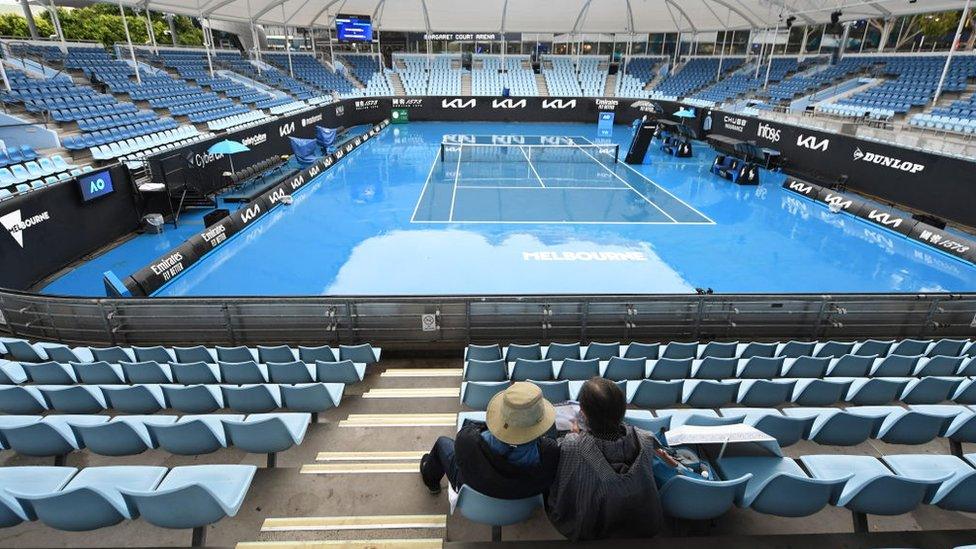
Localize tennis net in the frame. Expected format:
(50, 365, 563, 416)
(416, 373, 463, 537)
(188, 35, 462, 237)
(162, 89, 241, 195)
(439, 142, 619, 164)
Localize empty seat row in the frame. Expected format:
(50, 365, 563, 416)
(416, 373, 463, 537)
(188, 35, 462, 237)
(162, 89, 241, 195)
(462, 354, 976, 382)
(0, 464, 254, 536)
(0, 338, 382, 365)
(2, 358, 365, 386)
(463, 375, 976, 410)
(466, 338, 974, 362)
(454, 411, 976, 522)
(0, 412, 308, 460)
(0, 383, 344, 415)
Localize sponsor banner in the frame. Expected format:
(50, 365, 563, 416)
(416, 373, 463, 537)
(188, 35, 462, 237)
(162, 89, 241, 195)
(710, 111, 976, 227)
(0, 163, 138, 290)
(782, 177, 976, 266)
(125, 120, 390, 296)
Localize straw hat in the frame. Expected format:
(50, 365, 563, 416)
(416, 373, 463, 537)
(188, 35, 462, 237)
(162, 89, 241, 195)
(486, 382, 556, 445)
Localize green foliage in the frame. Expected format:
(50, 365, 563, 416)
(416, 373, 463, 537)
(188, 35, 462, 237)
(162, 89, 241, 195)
(918, 11, 960, 40)
(0, 7, 202, 46)
(0, 12, 54, 38)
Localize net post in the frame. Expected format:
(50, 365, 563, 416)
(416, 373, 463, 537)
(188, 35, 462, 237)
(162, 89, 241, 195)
(440, 143, 445, 162)
(614, 144, 619, 163)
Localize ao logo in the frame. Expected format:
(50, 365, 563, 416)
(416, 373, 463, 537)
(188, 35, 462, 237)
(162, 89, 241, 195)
(492, 99, 526, 109)
(279, 122, 296, 137)
(542, 99, 577, 109)
(867, 209, 903, 228)
(89, 177, 107, 193)
(240, 204, 262, 224)
(797, 135, 829, 151)
(442, 98, 476, 109)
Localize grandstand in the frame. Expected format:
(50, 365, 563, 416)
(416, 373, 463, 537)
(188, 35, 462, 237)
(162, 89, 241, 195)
(2, 0, 976, 548)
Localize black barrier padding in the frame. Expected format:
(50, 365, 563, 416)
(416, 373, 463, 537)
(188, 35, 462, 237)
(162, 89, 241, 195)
(815, 188, 867, 216)
(853, 206, 918, 237)
(708, 111, 976, 228)
(128, 239, 201, 297)
(782, 178, 822, 198)
(0, 163, 139, 291)
(908, 222, 976, 264)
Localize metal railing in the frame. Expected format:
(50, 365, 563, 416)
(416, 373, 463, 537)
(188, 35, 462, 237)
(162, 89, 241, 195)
(1, 290, 974, 349)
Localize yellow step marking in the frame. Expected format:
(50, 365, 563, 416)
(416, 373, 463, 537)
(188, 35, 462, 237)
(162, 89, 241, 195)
(340, 413, 457, 427)
(316, 451, 426, 462)
(362, 387, 460, 399)
(300, 462, 418, 474)
(237, 540, 442, 549)
(381, 368, 462, 377)
(261, 514, 446, 532)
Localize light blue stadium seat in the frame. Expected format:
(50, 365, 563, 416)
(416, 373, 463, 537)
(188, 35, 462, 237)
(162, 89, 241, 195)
(659, 474, 751, 520)
(719, 407, 812, 446)
(170, 361, 220, 384)
(463, 359, 507, 382)
(700, 341, 738, 359)
(71, 361, 124, 384)
(885, 454, 976, 512)
(102, 384, 167, 413)
(584, 341, 620, 360)
(627, 380, 682, 408)
(451, 484, 543, 541)
(545, 342, 581, 361)
(338, 343, 380, 364)
(257, 345, 297, 363)
(737, 379, 796, 407)
(150, 414, 242, 454)
(173, 346, 217, 364)
(844, 377, 911, 405)
(510, 358, 553, 381)
(658, 408, 737, 428)
(928, 339, 969, 358)
(12, 465, 168, 531)
(715, 456, 850, 517)
(0, 467, 76, 527)
(90, 346, 134, 363)
(662, 341, 698, 360)
(74, 415, 176, 456)
(528, 380, 571, 403)
(791, 378, 852, 406)
(852, 339, 894, 357)
(736, 356, 783, 379)
(621, 410, 670, 433)
(555, 358, 600, 381)
(900, 376, 963, 404)
(850, 405, 944, 444)
(466, 344, 502, 362)
(826, 354, 875, 377)
(778, 341, 816, 358)
(0, 360, 27, 385)
(40, 385, 106, 413)
(120, 465, 256, 537)
(910, 405, 976, 443)
(603, 356, 645, 381)
(36, 343, 86, 363)
(647, 358, 692, 380)
(622, 342, 659, 359)
(298, 345, 337, 362)
(800, 454, 948, 518)
(692, 357, 736, 380)
(461, 381, 511, 410)
(916, 355, 966, 377)
(279, 383, 343, 414)
(216, 346, 257, 363)
(781, 356, 829, 378)
(815, 341, 856, 358)
(870, 354, 921, 377)
(120, 361, 172, 384)
(24, 362, 76, 384)
(737, 342, 777, 359)
(162, 384, 223, 413)
(221, 384, 281, 413)
(890, 339, 932, 357)
(0, 415, 104, 457)
(266, 361, 314, 383)
(505, 343, 542, 362)
(223, 413, 310, 466)
(682, 379, 740, 407)
(0, 386, 49, 413)
(219, 360, 269, 384)
(782, 407, 879, 446)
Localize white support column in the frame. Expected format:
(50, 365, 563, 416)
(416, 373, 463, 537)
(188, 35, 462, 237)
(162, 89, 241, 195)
(799, 25, 809, 55)
(934, 0, 971, 103)
(144, 7, 158, 54)
(282, 4, 294, 77)
(48, 0, 65, 43)
(328, 25, 335, 62)
(877, 18, 893, 52)
(0, 59, 11, 92)
(118, 0, 142, 84)
(245, 0, 261, 73)
(754, 28, 765, 78)
(817, 24, 826, 55)
(859, 20, 869, 53)
(716, 30, 726, 80)
(839, 22, 851, 56)
(202, 17, 214, 77)
(764, 24, 779, 89)
(673, 32, 681, 66)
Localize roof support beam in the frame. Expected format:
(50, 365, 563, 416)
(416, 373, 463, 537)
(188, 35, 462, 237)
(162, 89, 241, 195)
(665, 0, 697, 33)
(706, 0, 760, 29)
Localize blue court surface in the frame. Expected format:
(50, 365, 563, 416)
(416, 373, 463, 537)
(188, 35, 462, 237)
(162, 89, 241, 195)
(43, 121, 976, 296)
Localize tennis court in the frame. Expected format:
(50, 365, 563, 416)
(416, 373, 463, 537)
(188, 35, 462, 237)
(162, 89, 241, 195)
(411, 135, 713, 224)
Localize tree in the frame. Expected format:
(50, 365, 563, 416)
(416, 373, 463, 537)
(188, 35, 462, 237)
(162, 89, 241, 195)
(0, 12, 54, 38)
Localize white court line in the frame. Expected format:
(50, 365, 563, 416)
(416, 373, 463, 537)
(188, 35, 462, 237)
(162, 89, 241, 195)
(408, 151, 442, 223)
(576, 136, 715, 224)
(411, 219, 716, 225)
(448, 145, 462, 222)
(572, 145, 678, 223)
(519, 146, 546, 188)
(456, 185, 631, 190)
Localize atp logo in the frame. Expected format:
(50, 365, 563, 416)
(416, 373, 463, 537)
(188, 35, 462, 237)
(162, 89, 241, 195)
(1, 209, 50, 248)
(279, 122, 296, 137)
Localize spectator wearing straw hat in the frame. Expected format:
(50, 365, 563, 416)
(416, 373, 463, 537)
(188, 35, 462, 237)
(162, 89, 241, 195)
(420, 382, 560, 498)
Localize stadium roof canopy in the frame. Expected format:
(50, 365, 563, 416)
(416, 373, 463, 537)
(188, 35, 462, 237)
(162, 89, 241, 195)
(115, 0, 970, 34)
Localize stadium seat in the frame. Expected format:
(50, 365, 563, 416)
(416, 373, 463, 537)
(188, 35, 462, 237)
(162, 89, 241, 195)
(627, 380, 683, 408)
(162, 384, 223, 413)
(90, 346, 134, 363)
(24, 362, 76, 384)
(692, 357, 737, 380)
(216, 346, 257, 363)
(584, 342, 621, 360)
(219, 360, 268, 384)
(510, 358, 554, 381)
(40, 385, 106, 413)
(174, 346, 217, 364)
(461, 381, 511, 410)
(737, 379, 796, 407)
(450, 484, 543, 541)
(545, 342, 582, 361)
(466, 344, 503, 362)
(737, 356, 784, 379)
(782, 407, 878, 446)
(662, 342, 698, 360)
(298, 345, 337, 362)
(150, 414, 242, 454)
(0, 386, 49, 413)
(555, 358, 600, 381)
(171, 361, 220, 384)
(74, 415, 177, 456)
(792, 378, 853, 406)
(267, 360, 315, 383)
(221, 384, 280, 413)
(884, 454, 976, 512)
(257, 345, 297, 363)
(529, 380, 571, 403)
(463, 359, 507, 382)
(603, 356, 645, 381)
(222, 413, 310, 462)
(719, 408, 812, 447)
(279, 382, 344, 414)
(120, 361, 173, 384)
(659, 474, 751, 520)
(0, 466, 77, 527)
(622, 342, 659, 359)
(682, 380, 740, 407)
(101, 384, 166, 413)
(338, 343, 380, 364)
(505, 344, 542, 362)
(648, 358, 693, 380)
(72, 361, 124, 384)
(826, 354, 875, 377)
(715, 456, 850, 517)
(700, 341, 738, 359)
(0, 415, 106, 457)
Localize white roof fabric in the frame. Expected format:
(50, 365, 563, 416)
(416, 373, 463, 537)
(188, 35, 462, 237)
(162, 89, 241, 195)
(122, 0, 971, 34)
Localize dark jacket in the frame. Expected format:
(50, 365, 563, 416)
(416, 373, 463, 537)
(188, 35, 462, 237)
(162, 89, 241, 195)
(547, 426, 664, 541)
(455, 422, 560, 499)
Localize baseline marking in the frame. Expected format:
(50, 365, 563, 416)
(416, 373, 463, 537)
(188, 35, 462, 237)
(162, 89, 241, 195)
(572, 144, 678, 223)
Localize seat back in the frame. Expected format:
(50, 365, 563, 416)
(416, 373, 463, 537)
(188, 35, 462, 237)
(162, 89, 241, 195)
(454, 485, 543, 527)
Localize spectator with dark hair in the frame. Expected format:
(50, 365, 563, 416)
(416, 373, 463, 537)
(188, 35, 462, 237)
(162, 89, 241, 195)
(419, 382, 560, 499)
(546, 377, 664, 541)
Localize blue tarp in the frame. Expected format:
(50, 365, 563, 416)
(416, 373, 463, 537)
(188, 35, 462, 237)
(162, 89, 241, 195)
(316, 126, 338, 150)
(289, 136, 319, 165)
